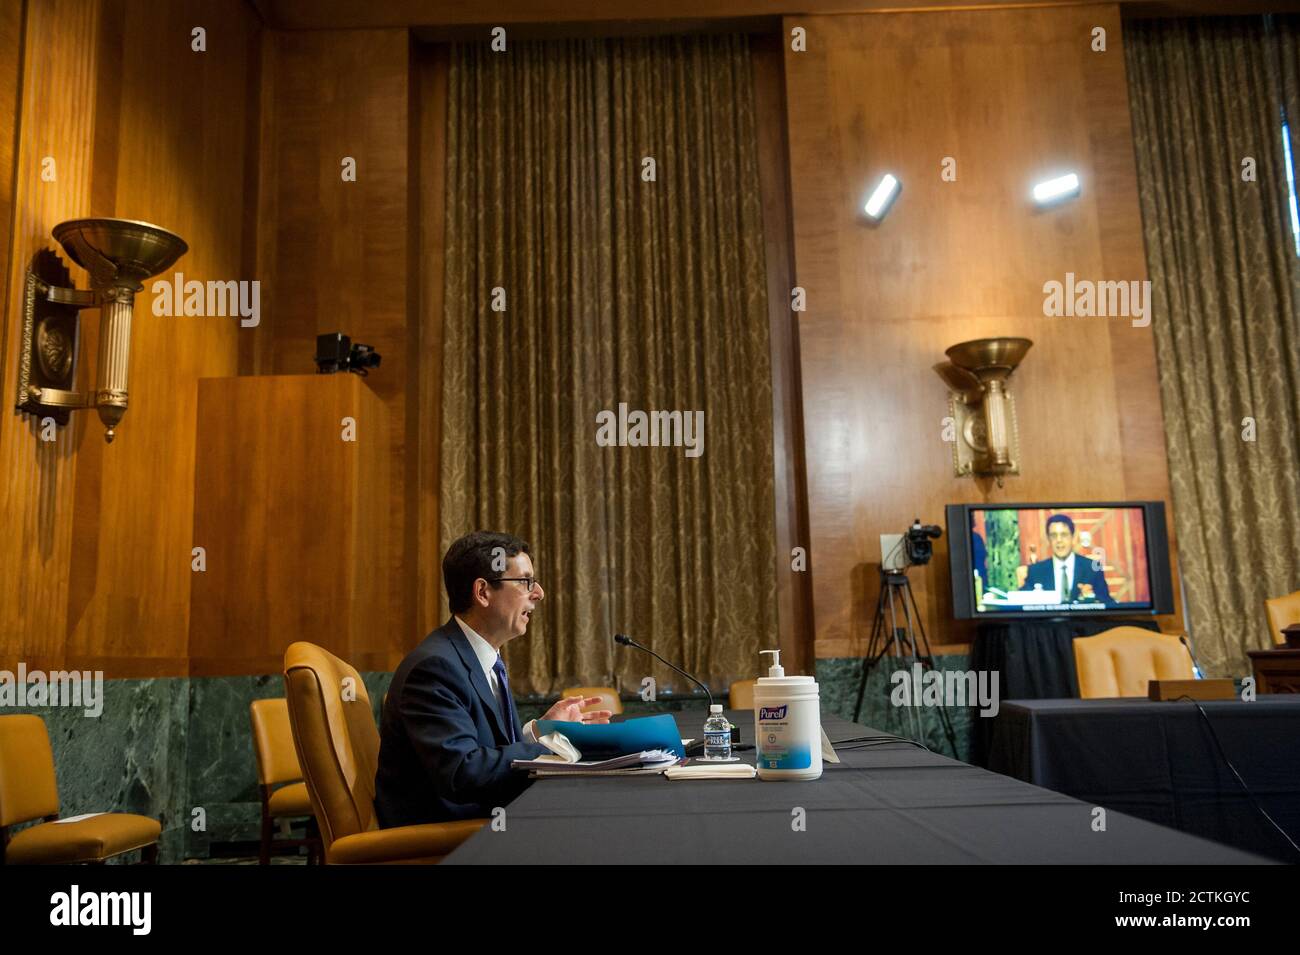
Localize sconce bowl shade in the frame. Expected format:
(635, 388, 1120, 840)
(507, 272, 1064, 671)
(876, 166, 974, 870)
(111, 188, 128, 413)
(945, 337, 1033, 381)
(51, 218, 188, 290)
(934, 360, 983, 398)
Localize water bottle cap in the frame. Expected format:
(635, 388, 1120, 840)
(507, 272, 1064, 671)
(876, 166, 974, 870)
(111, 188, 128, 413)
(709, 704, 723, 713)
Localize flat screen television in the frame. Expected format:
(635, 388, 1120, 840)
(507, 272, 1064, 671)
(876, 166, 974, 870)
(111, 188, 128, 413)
(945, 501, 1174, 620)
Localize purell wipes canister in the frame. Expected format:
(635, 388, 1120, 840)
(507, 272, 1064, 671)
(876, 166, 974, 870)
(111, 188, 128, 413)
(753, 649, 823, 781)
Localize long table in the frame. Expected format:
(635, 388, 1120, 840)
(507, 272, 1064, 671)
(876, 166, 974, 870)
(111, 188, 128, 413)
(987, 696, 1300, 862)
(969, 618, 1163, 764)
(445, 709, 1268, 864)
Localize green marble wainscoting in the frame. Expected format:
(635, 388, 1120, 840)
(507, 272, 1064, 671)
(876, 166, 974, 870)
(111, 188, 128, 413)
(4, 658, 982, 862)
(3, 673, 395, 863)
(4, 677, 190, 862)
(183, 672, 393, 860)
(817, 655, 978, 763)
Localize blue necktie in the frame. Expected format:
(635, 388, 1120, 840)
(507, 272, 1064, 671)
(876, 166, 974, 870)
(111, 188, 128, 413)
(491, 656, 520, 744)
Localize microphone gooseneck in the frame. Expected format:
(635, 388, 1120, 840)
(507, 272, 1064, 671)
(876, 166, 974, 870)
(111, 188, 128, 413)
(614, 633, 714, 709)
(1179, 633, 1206, 680)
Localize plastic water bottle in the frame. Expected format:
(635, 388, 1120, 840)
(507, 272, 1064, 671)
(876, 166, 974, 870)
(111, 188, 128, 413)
(703, 704, 732, 760)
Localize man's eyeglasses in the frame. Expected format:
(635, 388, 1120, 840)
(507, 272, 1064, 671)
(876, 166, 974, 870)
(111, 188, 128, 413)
(495, 577, 541, 593)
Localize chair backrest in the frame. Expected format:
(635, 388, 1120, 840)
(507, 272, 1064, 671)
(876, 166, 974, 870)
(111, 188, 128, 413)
(729, 679, 757, 710)
(1265, 590, 1300, 646)
(249, 698, 305, 788)
(561, 686, 623, 715)
(1073, 627, 1194, 699)
(0, 715, 60, 827)
(283, 642, 380, 854)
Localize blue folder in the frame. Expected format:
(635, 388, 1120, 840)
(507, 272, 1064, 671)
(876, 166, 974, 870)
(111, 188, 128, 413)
(534, 713, 686, 760)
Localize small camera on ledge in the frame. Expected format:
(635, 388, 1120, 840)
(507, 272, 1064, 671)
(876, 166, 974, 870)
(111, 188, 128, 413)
(315, 332, 382, 376)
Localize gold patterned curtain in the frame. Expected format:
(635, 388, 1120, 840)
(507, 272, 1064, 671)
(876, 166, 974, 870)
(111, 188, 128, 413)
(439, 36, 778, 696)
(1126, 16, 1300, 676)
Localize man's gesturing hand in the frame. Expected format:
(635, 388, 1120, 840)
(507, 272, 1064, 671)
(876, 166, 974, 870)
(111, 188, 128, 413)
(542, 696, 613, 724)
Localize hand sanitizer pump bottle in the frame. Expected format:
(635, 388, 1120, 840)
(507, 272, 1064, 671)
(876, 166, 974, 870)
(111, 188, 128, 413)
(753, 649, 822, 781)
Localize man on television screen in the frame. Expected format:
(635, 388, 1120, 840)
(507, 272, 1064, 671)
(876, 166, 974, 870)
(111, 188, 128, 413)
(1021, 514, 1114, 606)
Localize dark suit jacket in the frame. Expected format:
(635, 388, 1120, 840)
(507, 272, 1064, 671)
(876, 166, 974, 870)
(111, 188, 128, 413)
(1023, 553, 1114, 606)
(375, 618, 549, 827)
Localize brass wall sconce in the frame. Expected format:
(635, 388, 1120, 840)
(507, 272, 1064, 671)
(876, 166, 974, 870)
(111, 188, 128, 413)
(937, 337, 1033, 485)
(16, 218, 188, 442)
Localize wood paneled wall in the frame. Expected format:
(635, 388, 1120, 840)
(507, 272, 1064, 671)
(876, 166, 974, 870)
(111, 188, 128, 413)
(752, 32, 814, 677)
(415, 44, 449, 638)
(250, 28, 440, 657)
(2, 14, 445, 675)
(783, 4, 1182, 657)
(0, 0, 260, 675)
(189, 375, 397, 674)
(255, 0, 1282, 31)
(0, 1, 21, 365)
(2, 2, 1184, 676)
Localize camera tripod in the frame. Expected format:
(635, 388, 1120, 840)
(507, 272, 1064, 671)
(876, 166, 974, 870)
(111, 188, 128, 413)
(852, 567, 959, 757)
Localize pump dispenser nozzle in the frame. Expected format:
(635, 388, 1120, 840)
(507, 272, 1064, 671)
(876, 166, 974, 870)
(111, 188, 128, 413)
(760, 649, 784, 678)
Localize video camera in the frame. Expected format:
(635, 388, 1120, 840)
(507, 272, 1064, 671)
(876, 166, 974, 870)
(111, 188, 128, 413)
(315, 332, 382, 376)
(904, 518, 943, 566)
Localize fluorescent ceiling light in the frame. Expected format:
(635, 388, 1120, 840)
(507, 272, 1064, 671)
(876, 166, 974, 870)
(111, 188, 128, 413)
(864, 174, 900, 219)
(1032, 173, 1080, 205)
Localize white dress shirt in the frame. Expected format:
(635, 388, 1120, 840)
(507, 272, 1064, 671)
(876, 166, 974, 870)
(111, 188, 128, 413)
(1053, 556, 1073, 599)
(453, 615, 541, 744)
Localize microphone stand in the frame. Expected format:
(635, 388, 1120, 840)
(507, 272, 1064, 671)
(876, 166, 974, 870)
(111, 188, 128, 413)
(615, 633, 747, 752)
(613, 633, 714, 709)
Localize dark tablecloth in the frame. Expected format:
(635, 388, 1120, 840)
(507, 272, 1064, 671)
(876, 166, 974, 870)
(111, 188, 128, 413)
(987, 696, 1300, 862)
(445, 709, 1268, 864)
(969, 617, 1162, 764)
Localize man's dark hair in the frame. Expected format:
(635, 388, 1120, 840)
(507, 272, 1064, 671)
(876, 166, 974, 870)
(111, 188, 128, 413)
(443, 531, 531, 614)
(1045, 514, 1075, 535)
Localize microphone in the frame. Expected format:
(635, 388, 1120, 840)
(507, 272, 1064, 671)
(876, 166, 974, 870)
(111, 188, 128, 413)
(1179, 633, 1206, 680)
(614, 633, 714, 708)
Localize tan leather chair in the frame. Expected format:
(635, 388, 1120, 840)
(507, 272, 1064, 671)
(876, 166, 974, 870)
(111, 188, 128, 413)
(560, 686, 623, 715)
(1073, 627, 1194, 699)
(283, 642, 485, 864)
(729, 679, 757, 710)
(249, 698, 320, 864)
(0, 715, 160, 864)
(1265, 589, 1300, 646)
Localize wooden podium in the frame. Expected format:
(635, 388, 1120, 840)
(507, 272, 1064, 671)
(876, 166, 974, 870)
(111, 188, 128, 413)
(189, 375, 401, 675)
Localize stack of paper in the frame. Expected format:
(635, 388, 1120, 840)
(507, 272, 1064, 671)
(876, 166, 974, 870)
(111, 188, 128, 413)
(513, 748, 680, 778)
(665, 762, 757, 780)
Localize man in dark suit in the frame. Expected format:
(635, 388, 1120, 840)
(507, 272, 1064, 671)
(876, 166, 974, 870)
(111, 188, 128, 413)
(375, 531, 612, 826)
(1021, 514, 1114, 606)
